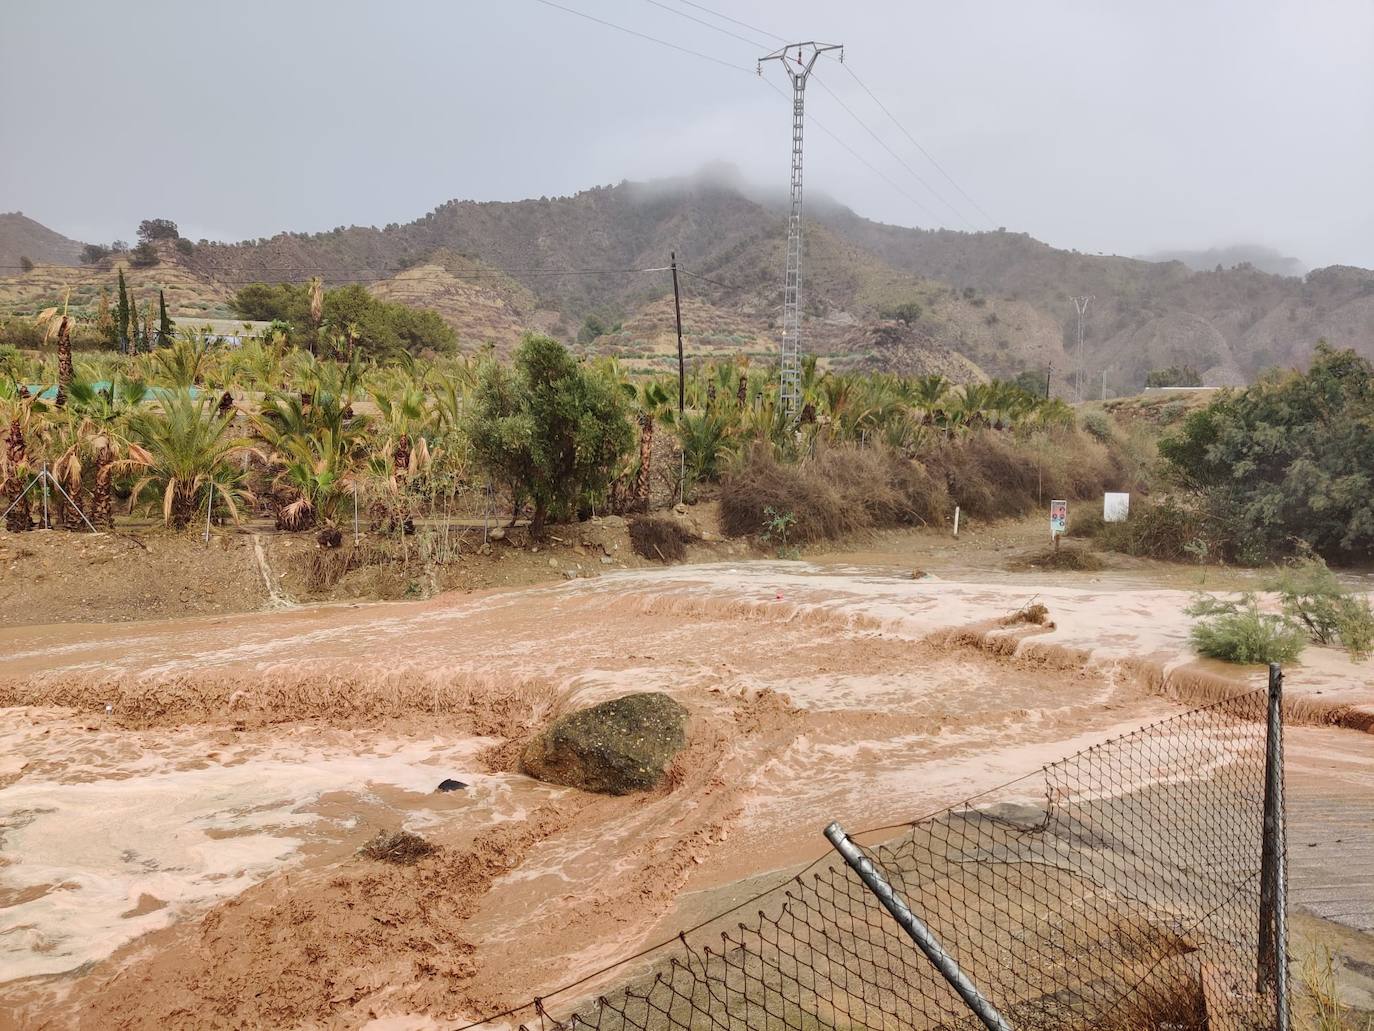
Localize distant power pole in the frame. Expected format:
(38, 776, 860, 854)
(758, 41, 844, 420)
(670, 252, 685, 417)
(1070, 295, 1094, 402)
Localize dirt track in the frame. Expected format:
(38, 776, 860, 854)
(2, 545, 1373, 1027)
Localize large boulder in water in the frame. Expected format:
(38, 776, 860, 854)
(521, 692, 688, 795)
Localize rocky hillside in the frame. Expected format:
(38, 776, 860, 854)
(0, 212, 85, 270)
(4, 175, 1373, 392)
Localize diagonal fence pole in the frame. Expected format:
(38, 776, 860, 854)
(825, 821, 1014, 1031)
(0, 470, 43, 525)
(42, 469, 100, 534)
(1257, 662, 1290, 1028)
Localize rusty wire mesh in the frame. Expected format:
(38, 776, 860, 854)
(464, 688, 1282, 1031)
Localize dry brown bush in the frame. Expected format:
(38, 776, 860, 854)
(720, 430, 1137, 546)
(628, 515, 691, 562)
(719, 446, 860, 543)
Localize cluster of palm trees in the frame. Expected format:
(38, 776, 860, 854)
(0, 320, 1076, 537)
(663, 356, 1074, 489)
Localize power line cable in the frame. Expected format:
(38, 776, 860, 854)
(676, 267, 734, 290)
(518, 0, 969, 232)
(526, 0, 751, 73)
(635, 0, 768, 50)
(760, 78, 941, 225)
(810, 74, 976, 230)
(841, 63, 996, 228)
(672, 0, 787, 43)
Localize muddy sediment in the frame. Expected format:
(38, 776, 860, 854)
(3, 561, 1371, 1028)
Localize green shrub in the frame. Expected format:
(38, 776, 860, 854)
(1095, 497, 1227, 562)
(1080, 410, 1113, 443)
(1159, 345, 1374, 561)
(1185, 594, 1306, 664)
(464, 335, 633, 535)
(1068, 509, 1106, 538)
(1267, 555, 1374, 660)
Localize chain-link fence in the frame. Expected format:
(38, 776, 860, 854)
(462, 680, 1288, 1031)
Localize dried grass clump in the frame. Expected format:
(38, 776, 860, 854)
(720, 444, 947, 543)
(359, 829, 437, 865)
(1003, 600, 1052, 626)
(628, 515, 691, 562)
(929, 428, 1122, 522)
(1011, 544, 1106, 571)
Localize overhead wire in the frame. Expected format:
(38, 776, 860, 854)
(636, 0, 769, 50)
(672, 0, 787, 44)
(759, 78, 941, 225)
(519, 0, 973, 231)
(653, 0, 993, 230)
(841, 63, 996, 228)
(809, 74, 977, 230)
(526, 0, 751, 73)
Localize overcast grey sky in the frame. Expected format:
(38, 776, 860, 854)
(3, 0, 1372, 268)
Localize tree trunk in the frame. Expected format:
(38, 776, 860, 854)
(93, 444, 113, 530)
(635, 413, 654, 510)
(737, 371, 748, 407)
(169, 484, 196, 531)
(4, 418, 30, 532)
(530, 499, 547, 538)
(63, 484, 85, 531)
(56, 317, 72, 409)
(393, 433, 411, 479)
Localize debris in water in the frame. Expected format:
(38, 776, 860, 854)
(436, 778, 467, 792)
(1002, 600, 1053, 627)
(358, 830, 437, 866)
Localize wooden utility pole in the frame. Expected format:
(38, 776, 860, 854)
(670, 252, 685, 416)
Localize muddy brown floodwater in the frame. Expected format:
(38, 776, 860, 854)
(2, 551, 1373, 1029)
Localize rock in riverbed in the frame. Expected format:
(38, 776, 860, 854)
(521, 692, 688, 795)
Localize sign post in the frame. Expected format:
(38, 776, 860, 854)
(1050, 499, 1067, 543)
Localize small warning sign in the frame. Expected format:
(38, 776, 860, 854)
(1050, 499, 1068, 537)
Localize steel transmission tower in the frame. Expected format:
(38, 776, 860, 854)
(758, 41, 844, 419)
(1070, 295, 1094, 402)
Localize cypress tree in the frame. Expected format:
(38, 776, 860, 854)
(128, 293, 140, 355)
(157, 290, 173, 348)
(115, 269, 130, 352)
(96, 287, 115, 346)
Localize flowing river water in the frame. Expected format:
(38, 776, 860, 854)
(2, 559, 1372, 1028)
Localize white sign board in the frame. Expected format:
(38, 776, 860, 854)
(1104, 492, 1130, 523)
(1050, 500, 1067, 537)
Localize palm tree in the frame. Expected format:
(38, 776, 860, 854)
(1, 395, 43, 532)
(256, 391, 365, 530)
(126, 390, 255, 530)
(307, 276, 324, 355)
(370, 377, 430, 481)
(911, 374, 950, 426)
(669, 407, 738, 487)
(630, 380, 672, 509)
(148, 330, 215, 389)
(35, 291, 74, 409)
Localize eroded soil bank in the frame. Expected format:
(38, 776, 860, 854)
(2, 555, 1373, 1027)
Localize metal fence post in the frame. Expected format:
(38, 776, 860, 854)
(824, 821, 1014, 1031)
(1256, 663, 1290, 1029)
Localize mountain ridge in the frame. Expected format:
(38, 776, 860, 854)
(4, 177, 1373, 393)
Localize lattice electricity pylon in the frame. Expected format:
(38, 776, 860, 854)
(758, 41, 843, 420)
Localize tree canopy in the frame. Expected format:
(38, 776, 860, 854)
(464, 334, 632, 534)
(137, 218, 180, 242)
(1159, 344, 1374, 560)
(230, 281, 455, 356)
